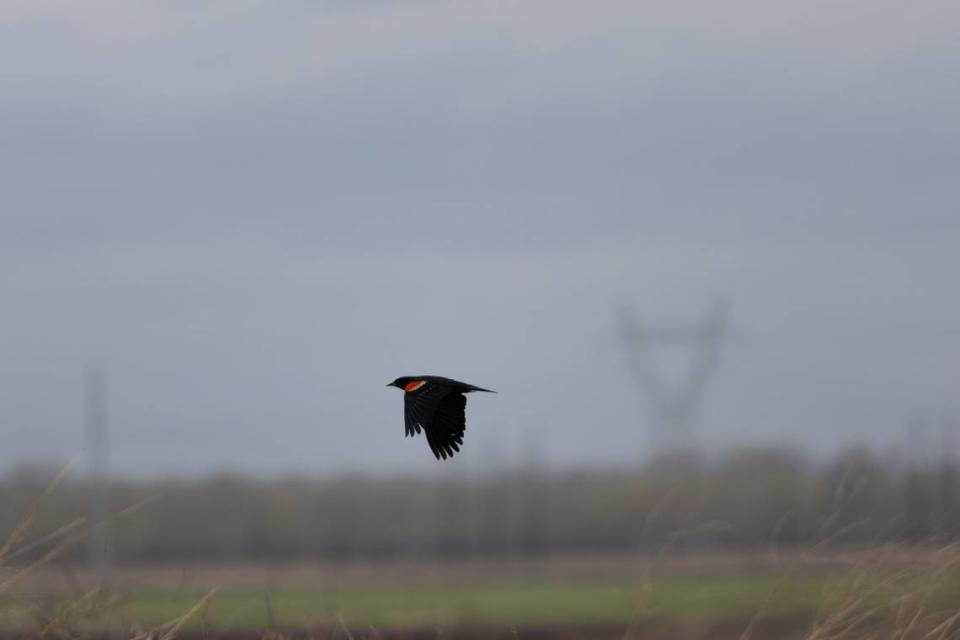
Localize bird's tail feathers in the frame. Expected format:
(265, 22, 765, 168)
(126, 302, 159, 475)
(465, 385, 496, 393)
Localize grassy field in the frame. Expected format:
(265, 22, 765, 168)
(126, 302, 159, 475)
(6, 562, 960, 635)
(116, 575, 820, 628)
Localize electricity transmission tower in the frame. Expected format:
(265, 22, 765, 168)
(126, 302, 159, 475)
(617, 299, 735, 453)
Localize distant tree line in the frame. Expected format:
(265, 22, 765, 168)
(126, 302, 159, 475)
(1, 446, 958, 563)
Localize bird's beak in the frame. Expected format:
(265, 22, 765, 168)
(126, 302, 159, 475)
(386, 382, 394, 387)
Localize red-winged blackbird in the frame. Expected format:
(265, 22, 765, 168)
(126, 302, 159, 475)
(387, 376, 494, 460)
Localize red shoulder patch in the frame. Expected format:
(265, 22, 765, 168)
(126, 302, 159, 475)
(404, 380, 427, 392)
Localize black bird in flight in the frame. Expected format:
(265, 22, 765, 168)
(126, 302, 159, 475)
(387, 376, 494, 460)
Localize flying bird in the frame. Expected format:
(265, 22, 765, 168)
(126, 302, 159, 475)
(387, 376, 494, 460)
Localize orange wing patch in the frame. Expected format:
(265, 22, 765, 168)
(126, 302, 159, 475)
(404, 380, 427, 393)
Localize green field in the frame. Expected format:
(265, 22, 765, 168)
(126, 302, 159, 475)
(132, 580, 767, 628)
(7, 570, 953, 632)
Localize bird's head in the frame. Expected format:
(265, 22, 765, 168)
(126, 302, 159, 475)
(387, 376, 415, 389)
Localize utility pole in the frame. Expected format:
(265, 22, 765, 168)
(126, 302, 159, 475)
(617, 299, 735, 454)
(84, 364, 110, 577)
(904, 415, 931, 542)
(939, 416, 957, 537)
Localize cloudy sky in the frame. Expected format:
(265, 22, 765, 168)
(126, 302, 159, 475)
(1, 1, 958, 476)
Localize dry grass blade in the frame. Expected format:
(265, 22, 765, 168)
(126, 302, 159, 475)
(806, 597, 873, 640)
(0, 493, 161, 592)
(925, 610, 960, 639)
(0, 459, 76, 562)
(129, 588, 218, 640)
(337, 612, 356, 640)
(0, 534, 82, 593)
(35, 585, 117, 638)
(3, 517, 86, 563)
(739, 574, 788, 640)
(895, 605, 926, 640)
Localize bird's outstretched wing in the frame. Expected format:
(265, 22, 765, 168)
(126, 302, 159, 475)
(424, 393, 466, 460)
(403, 382, 467, 459)
(403, 382, 452, 436)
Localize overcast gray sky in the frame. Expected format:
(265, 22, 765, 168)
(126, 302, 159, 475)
(1, 1, 958, 476)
